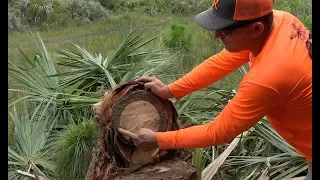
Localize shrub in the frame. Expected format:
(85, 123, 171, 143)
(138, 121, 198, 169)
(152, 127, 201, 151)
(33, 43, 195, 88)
(273, 0, 312, 31)
(20, 0, 54, 25)
(170, 0, 202, 14)
(8, 5, 22, 31)
(113, 0, 212, 15)
(99, 0, 117, 9)
(45, 0, 72, 28)
(143, 0, 212, 15)
(53, 120, 98, 180)
(164, 23, 193, 52)
(8, 0, 110, 31)
(66, 0, 109, 21)
(113, 0, 146, 12)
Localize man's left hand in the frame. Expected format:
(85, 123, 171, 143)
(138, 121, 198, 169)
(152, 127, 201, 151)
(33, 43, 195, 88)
(118, 128, 159, 151)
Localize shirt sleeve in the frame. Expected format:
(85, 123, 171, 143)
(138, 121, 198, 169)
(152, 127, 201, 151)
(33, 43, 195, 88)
(168, 49, 250, 99)
(156, 81, 281, 149)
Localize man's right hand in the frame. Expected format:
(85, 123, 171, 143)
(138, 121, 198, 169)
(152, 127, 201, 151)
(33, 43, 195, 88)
(135, 76, 174, 99)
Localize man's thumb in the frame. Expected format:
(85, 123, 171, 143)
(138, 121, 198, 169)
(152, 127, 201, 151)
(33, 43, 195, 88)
(118, 128, 138, 140)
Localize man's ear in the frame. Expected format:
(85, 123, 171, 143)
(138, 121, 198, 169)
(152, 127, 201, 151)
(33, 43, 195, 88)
(251, 22, 264, 37)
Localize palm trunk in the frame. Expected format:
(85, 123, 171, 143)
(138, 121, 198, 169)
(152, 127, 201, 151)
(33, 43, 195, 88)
(86, 81, 197, 180)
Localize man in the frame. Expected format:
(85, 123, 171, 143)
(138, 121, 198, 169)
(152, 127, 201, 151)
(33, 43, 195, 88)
(119, 0, 312, 179)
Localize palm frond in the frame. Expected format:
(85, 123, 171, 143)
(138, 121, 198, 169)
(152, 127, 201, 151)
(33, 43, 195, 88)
(217, 120, 307, 179)
(8, 100, 57, 179)
(53, 28, 176, 92)
(8, 32, 59, 108)
(9, 32, 102, 124)
(254, 119, 299, 156)
(201, 131, 251, 180)
(175, 86, 236, 125)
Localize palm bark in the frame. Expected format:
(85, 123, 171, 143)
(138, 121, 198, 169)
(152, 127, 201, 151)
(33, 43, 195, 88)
(86, 81, 197, 180)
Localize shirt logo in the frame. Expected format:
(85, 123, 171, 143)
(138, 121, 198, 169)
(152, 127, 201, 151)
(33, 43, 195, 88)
(290, 23, 307, 41)
(212, 0, 220, 10)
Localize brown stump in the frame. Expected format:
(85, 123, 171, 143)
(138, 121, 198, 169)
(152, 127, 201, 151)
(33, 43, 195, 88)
(115, 160, 197, 180)
(86, 81, 197, 180)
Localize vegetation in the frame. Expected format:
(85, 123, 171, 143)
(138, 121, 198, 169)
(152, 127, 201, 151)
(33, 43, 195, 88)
(8, 0, 311, 32)
(8, 0, 312, 179)
(8, 102, 57, 179)
(164, 23, 193, 52)
(53, 120, 98, 180)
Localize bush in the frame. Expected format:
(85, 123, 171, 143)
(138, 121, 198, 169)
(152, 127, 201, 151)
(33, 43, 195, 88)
(113, 0, 212, 15)
(66, 0, 109, 21)
(8, 0, 110, 32)
(113, 0, 146, 12)
(46, 0, 71, 27)
(145, 0, 212, 15)
(8, 5, 22, 31)
(164, 23, 193, 52)
(170, 0, 205, 14)
(99, 0, 117, 9)
(19, 0, 54, 25)
(273, 0, 312, 31)
(54, 120, 98, 180)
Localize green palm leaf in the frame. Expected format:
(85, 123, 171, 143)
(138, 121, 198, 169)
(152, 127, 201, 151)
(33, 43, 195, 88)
(254, 119, 298, 156)
(217, 120, 307, 179)
(8, 101, 57, 179)
(8, 32, 59, 108)
(52, 28, 175, 92)
(9, 32, 101, 124)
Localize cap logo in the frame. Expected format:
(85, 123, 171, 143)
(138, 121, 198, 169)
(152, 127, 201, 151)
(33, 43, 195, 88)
(212, 0, 220, 10)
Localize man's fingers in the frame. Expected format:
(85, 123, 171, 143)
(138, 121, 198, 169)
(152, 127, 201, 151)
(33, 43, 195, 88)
(144, 81, 156, 91)
(135, 76, 156, 83)
(118, 128, 138, 140)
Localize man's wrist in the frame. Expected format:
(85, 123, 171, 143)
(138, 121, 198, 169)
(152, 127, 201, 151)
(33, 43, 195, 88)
(165, 85, 174, 99)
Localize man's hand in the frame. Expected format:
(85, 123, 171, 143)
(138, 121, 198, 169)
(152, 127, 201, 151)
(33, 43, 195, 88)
(135, 76, 174, 99)
(118, 128, 159, 152)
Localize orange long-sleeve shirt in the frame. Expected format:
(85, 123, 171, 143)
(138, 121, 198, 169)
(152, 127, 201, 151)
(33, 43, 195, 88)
(156, 10, 312, 162)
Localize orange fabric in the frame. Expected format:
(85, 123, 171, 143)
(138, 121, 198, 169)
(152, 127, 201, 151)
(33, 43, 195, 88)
(157, 10, 312, 162)
(233, 0, 273, 20)
(167, 49, 250, 99)
(212, 0, 220, 10)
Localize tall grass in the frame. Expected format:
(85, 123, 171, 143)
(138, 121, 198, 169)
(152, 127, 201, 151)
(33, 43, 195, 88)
(53, 119, 98, 180)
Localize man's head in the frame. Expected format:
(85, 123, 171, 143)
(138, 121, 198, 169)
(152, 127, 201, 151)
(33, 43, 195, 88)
(196, 0, 274, 53)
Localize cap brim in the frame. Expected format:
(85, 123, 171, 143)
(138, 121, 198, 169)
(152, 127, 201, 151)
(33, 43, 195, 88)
(195, 8, 238, 31)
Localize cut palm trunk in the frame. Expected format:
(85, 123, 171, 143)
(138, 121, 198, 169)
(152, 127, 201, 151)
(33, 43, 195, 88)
(86, 81, 197, 180)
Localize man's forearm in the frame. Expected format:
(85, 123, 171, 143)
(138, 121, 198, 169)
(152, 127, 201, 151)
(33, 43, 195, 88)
(168, 49, 250, 99)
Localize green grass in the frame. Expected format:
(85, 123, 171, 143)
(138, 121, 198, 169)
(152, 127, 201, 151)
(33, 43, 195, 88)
(53, 120, 98, 180)
(7, 13, 186, 50)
